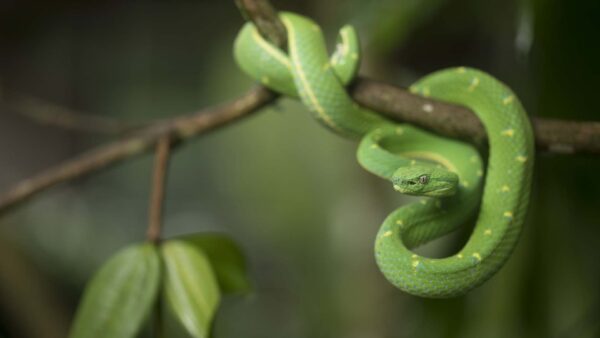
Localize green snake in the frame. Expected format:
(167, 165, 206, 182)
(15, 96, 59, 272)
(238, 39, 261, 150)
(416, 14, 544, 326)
(234, 12, 534, 298)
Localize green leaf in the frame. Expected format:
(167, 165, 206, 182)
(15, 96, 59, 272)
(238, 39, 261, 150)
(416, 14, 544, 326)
(69, 243, 160, 338)
(161, 240, 220, 338)
(182, 233, 251, 294)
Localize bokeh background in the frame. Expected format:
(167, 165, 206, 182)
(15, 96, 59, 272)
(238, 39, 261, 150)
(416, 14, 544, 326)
(1, 0, 599, 337)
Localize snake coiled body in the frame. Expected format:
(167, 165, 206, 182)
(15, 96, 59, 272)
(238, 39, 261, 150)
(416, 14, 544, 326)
(234, 12, 534, 298)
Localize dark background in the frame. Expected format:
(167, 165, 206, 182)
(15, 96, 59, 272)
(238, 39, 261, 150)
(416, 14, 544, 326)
(0, 0, 599, 337)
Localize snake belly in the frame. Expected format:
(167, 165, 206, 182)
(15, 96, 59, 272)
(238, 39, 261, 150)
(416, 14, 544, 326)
(234, 12, 534, 298)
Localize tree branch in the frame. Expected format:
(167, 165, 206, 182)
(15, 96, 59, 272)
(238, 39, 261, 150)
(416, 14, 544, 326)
(236, 0, 600, 155)
(235, 0, 286, 49)
(0, 86, 276, 213)
(146, 137, 171, 244)
(350, 79, 600, 154)
(2, 91, 146, 134)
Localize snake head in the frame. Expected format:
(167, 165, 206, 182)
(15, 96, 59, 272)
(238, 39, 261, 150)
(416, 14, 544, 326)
(391, 165, 458, 197)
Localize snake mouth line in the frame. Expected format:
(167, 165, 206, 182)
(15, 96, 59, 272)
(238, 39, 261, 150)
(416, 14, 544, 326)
(434, 186, 454, 193)
(393, 185, 456, 197)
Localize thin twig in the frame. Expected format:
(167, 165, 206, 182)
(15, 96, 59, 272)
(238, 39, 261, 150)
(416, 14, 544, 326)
(237, 0, 600, 154)
(148, 137, 169, 337)
(146, 137, 171, 244)
(2, 91, 145, 134)
(0, 86, 276, 213)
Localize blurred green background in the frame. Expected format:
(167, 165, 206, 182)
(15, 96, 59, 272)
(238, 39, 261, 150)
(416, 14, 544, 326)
(0, 0, 599, 337)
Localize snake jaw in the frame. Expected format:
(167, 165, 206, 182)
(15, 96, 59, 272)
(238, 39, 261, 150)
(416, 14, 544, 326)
(422, 185, 457, 197)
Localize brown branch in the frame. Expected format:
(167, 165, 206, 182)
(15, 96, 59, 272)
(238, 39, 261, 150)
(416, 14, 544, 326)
(237, 0, 600, 155)
(350, 79, 600, 154)
(2, 91, 145, 134)
(235, 0, 286, 49)
(146, 137, 171, 244)
(0, 86, 276, 213)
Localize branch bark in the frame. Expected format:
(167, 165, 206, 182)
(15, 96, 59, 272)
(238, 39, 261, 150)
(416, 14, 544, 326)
(350, 79, 600, 154)
(2, 91, 145, 134)
(146, 137, 172, 244)
(0, 86, 275, 213)
(235, 0, 286, 49)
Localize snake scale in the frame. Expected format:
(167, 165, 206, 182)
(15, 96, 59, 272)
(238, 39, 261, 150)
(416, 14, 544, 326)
(234, 12, 534, 298)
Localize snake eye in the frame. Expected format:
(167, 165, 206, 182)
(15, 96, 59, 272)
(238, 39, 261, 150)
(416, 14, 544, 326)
(419, 175, 429, 184)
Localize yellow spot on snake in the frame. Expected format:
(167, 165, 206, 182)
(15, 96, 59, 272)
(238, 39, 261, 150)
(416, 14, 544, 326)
(484, 229, 492, 235)
(412, 260, 420, 268)
(420, 199, 428, 205)
(472, 252, 482, 261)
(468, 77, 480, 91)
(396, 220, 404, 225)
(516, 155, 527, 163)
(501, 185, 510, 192)
(370, 144, 378, 149)
(412, 254, 418, 259)
(351, 52, 358, 60)
(409, 86, 418, 94)
(422, 87, 431, 97)
(504, 211, 514, 218)
(383, 230, 393, 237)
(457, 253, 464, 259)
(461, 180, 470, 188)
(395, 127, 404, 135)
(503, 95, 514, 105)
(457, 67, 466, 73)
(501, 129, 515, 137)
(261, 76, 270, 84)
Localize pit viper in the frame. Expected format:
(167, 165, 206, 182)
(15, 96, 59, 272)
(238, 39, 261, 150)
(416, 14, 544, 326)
(234, 12, 534, 298)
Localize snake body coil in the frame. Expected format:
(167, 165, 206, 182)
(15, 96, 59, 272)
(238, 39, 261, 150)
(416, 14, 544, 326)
(234, 12, 534, 298)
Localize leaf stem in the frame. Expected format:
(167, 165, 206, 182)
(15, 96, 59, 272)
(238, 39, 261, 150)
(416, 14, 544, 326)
(146, 136, 172, 244)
